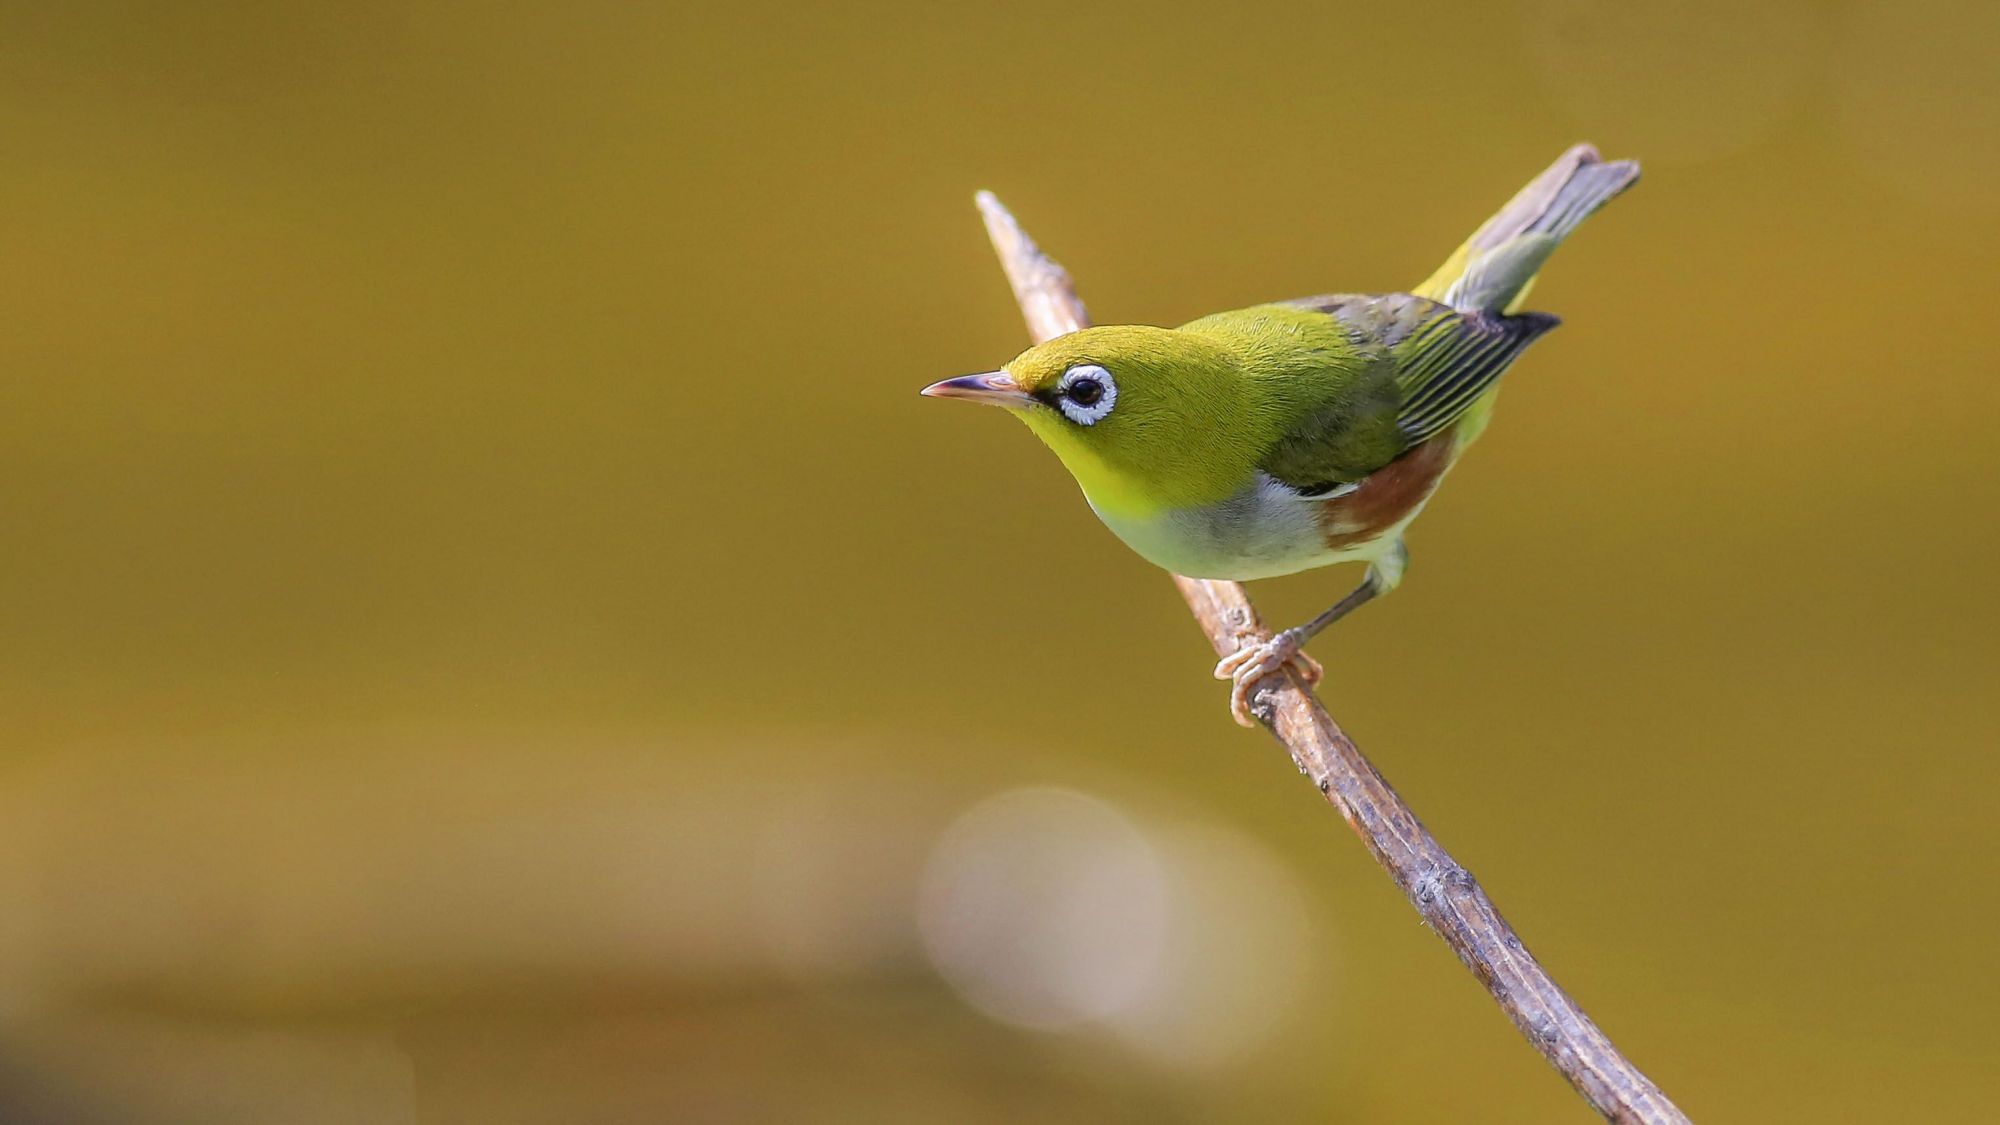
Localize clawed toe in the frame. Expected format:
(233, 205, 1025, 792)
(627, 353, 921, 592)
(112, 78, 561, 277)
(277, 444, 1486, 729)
(1213, 632, 1317, 727)
(1290, 649, 1324, 685)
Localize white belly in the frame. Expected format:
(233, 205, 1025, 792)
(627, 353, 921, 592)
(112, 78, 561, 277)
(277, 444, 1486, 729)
(1091, 473, 1393, 581)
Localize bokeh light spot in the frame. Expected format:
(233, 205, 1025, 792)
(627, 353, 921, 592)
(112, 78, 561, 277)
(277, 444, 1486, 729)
(918, 787, 1170, 1031)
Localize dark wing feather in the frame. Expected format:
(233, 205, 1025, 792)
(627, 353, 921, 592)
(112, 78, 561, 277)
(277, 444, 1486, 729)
(1266, 293, 1558, 481)
(1392, 307, 1559, 445)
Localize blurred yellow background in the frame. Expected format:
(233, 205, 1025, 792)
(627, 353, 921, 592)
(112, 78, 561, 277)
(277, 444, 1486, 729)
(2, 1, 1997, 1121)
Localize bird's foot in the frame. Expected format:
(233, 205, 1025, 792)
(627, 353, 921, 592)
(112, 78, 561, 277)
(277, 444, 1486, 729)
(1213, 630, 1322, 727)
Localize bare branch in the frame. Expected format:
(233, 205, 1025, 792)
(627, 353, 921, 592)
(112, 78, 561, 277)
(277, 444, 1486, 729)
(975, 192, 1690, 1124)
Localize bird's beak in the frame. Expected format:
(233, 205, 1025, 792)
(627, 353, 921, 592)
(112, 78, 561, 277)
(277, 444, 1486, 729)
(919, 371, 1034, 409)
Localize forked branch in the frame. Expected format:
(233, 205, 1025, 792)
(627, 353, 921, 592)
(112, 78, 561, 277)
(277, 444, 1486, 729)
(975, 191, 1689, 1124)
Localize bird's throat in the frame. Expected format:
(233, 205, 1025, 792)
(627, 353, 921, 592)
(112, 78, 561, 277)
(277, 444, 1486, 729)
(1023, 421, 1165, 521)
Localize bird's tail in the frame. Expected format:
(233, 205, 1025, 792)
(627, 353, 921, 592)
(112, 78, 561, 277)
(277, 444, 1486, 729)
(1413, 144, 1639, 315)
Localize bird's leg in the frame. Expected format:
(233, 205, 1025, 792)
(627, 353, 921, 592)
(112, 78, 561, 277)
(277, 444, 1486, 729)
(1215, 542, 1407, 726)
(1214, 582, 1375, 725)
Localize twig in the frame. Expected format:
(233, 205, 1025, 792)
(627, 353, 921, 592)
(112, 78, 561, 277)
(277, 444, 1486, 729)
(974, 191, 1690, 1124)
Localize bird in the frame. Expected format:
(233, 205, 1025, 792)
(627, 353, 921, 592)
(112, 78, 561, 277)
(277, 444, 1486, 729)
(922, 144, 1639, 725)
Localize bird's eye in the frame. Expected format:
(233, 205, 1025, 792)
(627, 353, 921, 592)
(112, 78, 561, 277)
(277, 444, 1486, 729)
(1054, 364, 1117, 426)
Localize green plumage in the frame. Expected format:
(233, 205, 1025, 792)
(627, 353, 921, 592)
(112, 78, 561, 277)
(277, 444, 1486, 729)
(1179, 297, 1558, 491)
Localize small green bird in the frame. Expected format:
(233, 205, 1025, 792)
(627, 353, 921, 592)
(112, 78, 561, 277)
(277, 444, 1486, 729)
(923, 145, 1639, 724)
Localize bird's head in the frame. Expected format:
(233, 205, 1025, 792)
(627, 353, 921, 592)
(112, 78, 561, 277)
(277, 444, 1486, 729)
(922, 326, 1259, 517)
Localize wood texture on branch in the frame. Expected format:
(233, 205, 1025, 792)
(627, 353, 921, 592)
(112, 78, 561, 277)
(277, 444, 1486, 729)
(974, 190, 1690, 1125)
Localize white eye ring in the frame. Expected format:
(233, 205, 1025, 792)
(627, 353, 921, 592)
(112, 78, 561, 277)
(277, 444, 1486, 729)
(1054, 364, 1117, 426)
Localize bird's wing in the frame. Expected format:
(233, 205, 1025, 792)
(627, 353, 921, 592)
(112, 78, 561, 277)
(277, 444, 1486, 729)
(1388, 303, 1559, 445)
(1268, 293, 1558, 480)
